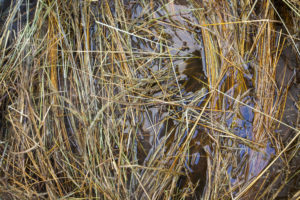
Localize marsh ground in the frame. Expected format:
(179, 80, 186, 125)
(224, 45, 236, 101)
(0, 0, 299, 199)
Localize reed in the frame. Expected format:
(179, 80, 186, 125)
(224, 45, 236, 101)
(0, 0, 299, 199)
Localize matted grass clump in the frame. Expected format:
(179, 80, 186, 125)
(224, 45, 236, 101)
(0, 0, 299, 199)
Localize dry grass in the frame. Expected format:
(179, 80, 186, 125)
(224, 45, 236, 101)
(0, 0, 299, 199)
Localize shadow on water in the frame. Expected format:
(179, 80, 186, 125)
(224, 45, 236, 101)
(179, 50, 207, 93)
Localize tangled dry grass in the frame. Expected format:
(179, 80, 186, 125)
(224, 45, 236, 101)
(0, 0, 299, 199)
